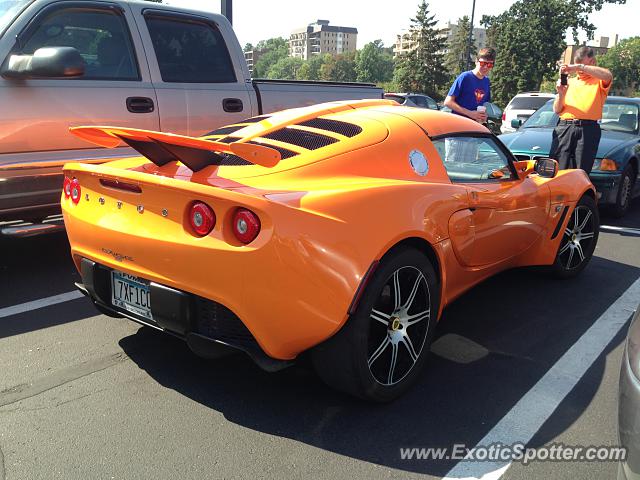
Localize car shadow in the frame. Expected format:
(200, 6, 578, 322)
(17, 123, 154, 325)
(118, 256, 640, 476)
(600, 196, 640, 229)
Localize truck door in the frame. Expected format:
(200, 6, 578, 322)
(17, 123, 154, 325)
(134, 7, 255, 137)
(0, 2, 159, 158)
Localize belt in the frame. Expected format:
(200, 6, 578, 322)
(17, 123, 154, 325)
(559, 119, 598, 125)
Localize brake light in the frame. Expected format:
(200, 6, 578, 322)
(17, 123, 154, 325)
(63, 177, 72, 198)
(188, 201, 215, 236)
(232, 208, 260, 244)
(502, 112, 506, 121)
(70, 178, 81, 204)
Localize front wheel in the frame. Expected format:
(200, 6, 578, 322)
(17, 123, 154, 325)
(610, 164, 635, 218)
(311, 247, 439, 402)
(549, 194, 599, 278)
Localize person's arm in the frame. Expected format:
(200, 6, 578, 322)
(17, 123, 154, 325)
(444, 96, 485, 122)
(568, 63, 613, 86)
(553, 81, 567, 114)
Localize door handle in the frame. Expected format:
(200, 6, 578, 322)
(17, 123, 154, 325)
(126, 97, 155, 113)
(222, 98, 244, 113)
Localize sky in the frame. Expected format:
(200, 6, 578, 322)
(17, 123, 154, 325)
(164, 0, 638, 49)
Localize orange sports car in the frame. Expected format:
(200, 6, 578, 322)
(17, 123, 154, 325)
(61, 99, 598, 401)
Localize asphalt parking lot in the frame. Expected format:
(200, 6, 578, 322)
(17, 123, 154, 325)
(1, 200, 639, 480)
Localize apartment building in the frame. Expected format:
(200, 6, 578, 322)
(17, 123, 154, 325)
(289, 20, 357, 60)
(393, 21, 487, 58)
(560, 35, 618, 64)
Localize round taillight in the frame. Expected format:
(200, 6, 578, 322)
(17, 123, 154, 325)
(232, 208, 260, 244)
(189, 201, 215, 236)
(70, 178, 81, 204)
(63, 177, 72, 198)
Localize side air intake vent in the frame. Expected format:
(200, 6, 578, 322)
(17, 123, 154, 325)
(262, 128, 338, 150)
(297, 118, 362, 137)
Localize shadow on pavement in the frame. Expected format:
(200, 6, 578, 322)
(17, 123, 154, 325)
(119, 256, 640, 476)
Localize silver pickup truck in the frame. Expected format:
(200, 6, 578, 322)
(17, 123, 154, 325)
(0, 0, 382, 236)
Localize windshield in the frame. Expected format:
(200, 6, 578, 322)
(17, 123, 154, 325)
(0, 0, 29, 37)
(522, 99, 640, 134)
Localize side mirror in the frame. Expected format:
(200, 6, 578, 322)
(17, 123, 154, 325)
(534, 158, 559, 178)
(2, 46, 85, 79)
(511, 118, 522, 129)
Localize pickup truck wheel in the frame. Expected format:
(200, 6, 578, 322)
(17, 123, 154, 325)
(311, 248, 439, 402)
(610, 164, 635, 218)
(549, 195, 599, 278)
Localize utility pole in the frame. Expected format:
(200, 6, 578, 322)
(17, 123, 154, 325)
(221, 0, 232, 25)
(466, 0, 476, 70)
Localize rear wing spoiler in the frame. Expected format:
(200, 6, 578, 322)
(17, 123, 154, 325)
(69, 126, 282, 171)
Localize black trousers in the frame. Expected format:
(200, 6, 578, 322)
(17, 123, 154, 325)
(549, 122, 601, 174)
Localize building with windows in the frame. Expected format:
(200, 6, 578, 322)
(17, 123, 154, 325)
(289, 20, 357, 60)
(560, 35, 618, 64)
(393, 22, 487, 59)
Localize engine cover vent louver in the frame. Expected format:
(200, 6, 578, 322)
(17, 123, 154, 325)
(203, 125, 245, 137)
(262, 128, 338, 150)
(297, 118, 363, 137)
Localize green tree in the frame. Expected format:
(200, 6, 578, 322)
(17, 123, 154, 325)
(252, 37, 289, 78)
(482, 0, 627, 107)
(393, 0, 449, 100)
(319, 53, 357, 82)
(598, 37, 640, 95)
(297, 54, 326, 80)
(267, 56, 304, 80)
(355, 40, 394, 83)
(243, 43, 254, 53)
(445, 16, 475, 76)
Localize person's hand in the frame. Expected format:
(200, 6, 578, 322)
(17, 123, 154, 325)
(556, 79, 568, 95)
(559, 63, 569, 74)
(467, 110, 488, 123)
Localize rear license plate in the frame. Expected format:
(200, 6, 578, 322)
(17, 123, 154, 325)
(111, 270, 152, 320)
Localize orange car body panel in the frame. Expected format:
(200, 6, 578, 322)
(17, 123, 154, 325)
(62, 100, 595, 360)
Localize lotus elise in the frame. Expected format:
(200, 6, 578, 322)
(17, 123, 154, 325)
(62, 99, 598, 401)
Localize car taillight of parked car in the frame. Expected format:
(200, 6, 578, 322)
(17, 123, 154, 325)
(502, 112, 506, 121)
(232, 208, 260, 244)
(63, 177, 72, 199)
(188, 201, 216, 237)
(70, 178, 81, 204)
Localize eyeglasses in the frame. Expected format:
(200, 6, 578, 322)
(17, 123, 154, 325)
(478, 60, 494, 68)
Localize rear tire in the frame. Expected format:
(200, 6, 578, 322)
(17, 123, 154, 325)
(549, 194, 599, 278)
(311, 247, 439, 402)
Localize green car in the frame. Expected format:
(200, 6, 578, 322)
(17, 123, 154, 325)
(499, 97, 640, 217)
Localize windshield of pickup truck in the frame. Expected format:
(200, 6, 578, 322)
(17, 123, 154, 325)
(0, 0, 29, 37)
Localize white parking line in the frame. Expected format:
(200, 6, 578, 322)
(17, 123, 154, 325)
(443, 276, 640, 480)
(600, 225, 640, 236)
(0, 291, 84, 319)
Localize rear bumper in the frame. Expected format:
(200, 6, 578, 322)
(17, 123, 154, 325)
(77, 258, 293, 371)
(0, 165, 63, 221)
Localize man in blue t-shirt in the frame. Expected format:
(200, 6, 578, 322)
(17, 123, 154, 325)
(444, 47, 496, 123)
(443, 47, 496, 163)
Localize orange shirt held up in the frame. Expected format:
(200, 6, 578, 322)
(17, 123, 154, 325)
(560, 75, 611, 121)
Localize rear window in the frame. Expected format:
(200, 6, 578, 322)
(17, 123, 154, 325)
(384, 94, 405, 104)
(508, 96, 552, 110)
(145, 15, 236, 83)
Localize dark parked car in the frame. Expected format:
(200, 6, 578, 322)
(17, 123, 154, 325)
(618, 301, 640, 480)
(384, 93, 439, 110)
(499, 97, 640, 217)
(440, 102, 503, 136)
